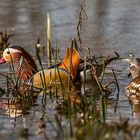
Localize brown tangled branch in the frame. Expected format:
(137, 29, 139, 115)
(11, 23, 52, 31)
(76, 0, 88, 48)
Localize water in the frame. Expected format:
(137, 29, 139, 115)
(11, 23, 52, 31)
(0, 0, 140, 139)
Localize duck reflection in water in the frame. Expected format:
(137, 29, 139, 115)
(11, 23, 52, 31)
(0, 94, 37, 118)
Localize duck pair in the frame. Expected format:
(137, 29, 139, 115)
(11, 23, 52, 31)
(0, 46, 80, 89)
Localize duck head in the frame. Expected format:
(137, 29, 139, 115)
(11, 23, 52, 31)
(122, 53, 140, 79)
(0, 46, 38, 81)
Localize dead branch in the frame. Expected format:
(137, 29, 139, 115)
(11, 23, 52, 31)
(76, 0, 87, 48)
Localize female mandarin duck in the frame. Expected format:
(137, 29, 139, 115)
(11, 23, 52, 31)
(0, 46, 80, 88)
(123, 53, 140, 99)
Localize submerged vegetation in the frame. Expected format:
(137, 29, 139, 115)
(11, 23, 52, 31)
(0, 1, 140, 140)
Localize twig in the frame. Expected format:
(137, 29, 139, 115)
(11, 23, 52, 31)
(92, 66, 104, 95)
(76, 0, 87, 48)
(112, 69, 120, 113)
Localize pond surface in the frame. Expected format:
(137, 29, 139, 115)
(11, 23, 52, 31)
(0, 0, 140, 139)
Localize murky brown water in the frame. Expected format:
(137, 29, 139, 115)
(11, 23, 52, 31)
(0, 0, 140, 139)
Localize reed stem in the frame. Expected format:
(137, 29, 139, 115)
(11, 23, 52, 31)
(47, 13, 51, 67)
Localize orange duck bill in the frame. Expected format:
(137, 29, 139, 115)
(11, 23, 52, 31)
(0, 46, 80, 88)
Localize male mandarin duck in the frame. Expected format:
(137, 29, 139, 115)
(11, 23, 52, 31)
(123, 54, 140, 100)
(0, 46, 80, 89)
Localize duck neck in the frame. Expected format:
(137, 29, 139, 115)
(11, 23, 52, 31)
(14, 53, 38, 81)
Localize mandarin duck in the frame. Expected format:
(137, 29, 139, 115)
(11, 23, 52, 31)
(0, 46, 80, 89)
(123, 53, 140, 99)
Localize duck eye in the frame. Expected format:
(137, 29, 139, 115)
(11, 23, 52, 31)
(7, 51, 10, 54)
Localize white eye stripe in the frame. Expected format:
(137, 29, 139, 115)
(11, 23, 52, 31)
(2, 48, 22, 61)
(3, 48, 21, 56)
